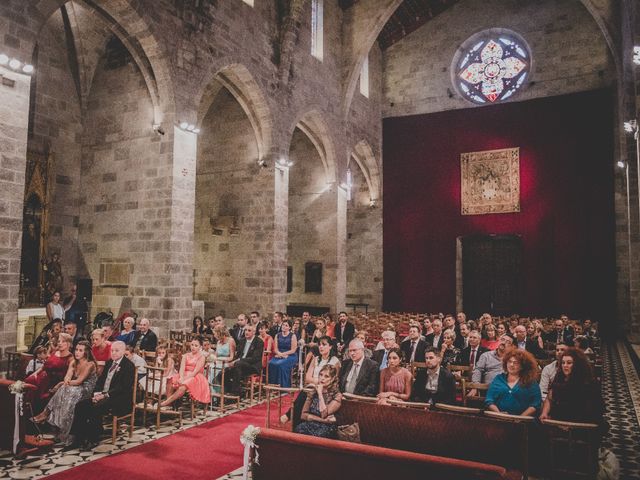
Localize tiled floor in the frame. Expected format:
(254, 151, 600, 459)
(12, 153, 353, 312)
(0, 399, 258, 479)
(3, 343, 640, 480)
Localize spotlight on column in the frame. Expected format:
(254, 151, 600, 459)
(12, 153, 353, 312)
(22, 64, 34, 74)
(624, 120, 637, 133)
(193, 128, 201, 134)
(634, 46, 640, 66)
(8, 58, 20, 70)
(617, 161, 626, 169)
(0, 54, 8, 66)
(186, 124, 195, 131)
(179, 121, 189, 130)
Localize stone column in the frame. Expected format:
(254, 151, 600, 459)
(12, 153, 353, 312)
(335, 186, 348, 312)
(0, 68, 30, 354)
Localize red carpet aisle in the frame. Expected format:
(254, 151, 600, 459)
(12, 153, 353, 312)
(45, 403, 269, 480)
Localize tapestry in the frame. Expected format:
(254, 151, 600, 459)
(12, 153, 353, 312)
(461, 147, 520, 215)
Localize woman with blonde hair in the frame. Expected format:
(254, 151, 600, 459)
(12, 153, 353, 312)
(294, 364, 342, 438)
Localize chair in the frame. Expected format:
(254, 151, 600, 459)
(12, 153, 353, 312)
(409, 361, 427, 379)
(263, 384, 307, 430)
(110, 370, 138, 444)
(241, 354, 268, 405)
(208, 361, 240, 414)
(6, 352, 32, 380)
(541, 418, 601, 479)
(140, 350, 157, 364)
(461, 379, 489, 407)
(135, 365, 182, 429)
(484, 410, 534, 479)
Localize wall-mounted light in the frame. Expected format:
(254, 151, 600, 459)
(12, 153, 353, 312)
(178, 122, 200, 134)
(634, 46, 640, 66)
(276, 158, 293, 170)
(0, 53, 34, 75)
(617, 160, 626, 169)
(624, 120, 637, 134)
(369, 198, 378, 208)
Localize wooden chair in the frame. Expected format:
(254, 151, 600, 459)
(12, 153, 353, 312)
(409, 361, 427, 380)
(136, 366, 182, 429)
(110, 370, 138, 444)
(264, 384, 306, 429)
(241, 354, 268, 405)
(461, 379, 490, 408)
(541, 418, 601, 479)
(140, 350, 157, 364)
(208, 361, 240, 414)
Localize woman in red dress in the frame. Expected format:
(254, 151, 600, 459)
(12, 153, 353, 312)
(258, 321, 274, 370)
(91, 328, 112, 375)
(24, 333, 73, 414)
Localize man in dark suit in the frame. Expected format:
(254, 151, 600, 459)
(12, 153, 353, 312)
(424, 319, 444, 350)
(230, 314, 249, 343)
(454, 322, 470, 350)
(132, 318, 158, 352)
(544, 318, 574, 346)
(221, 325, 264, 395)
(70, 341, 135, 449)
(340, 339, 379, 396)
(455, 330, 487, 369)
(514, 325, 546, 359)
(268, 311, 284, 339)
(400, 325, 427, 363)
(63, 320, 86, 349)
(411, 347, 456, 405)
(334, 311, 355, 355)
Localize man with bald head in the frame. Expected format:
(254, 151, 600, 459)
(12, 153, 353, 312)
(70, 340, 135, 450)
(339, 339, 379, 396)
(133, 318, 158, 352)
(514, 324, 545, 358)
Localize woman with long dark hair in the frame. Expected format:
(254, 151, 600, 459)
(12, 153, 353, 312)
(192, 316, 205, 335)
(31, 340, 98, 445)
(540, 347, 603, 424)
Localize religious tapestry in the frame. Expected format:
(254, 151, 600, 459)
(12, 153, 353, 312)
(461, 147, 520, 215)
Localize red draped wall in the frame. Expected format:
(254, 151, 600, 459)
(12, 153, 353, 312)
(383, 89, 615, 323)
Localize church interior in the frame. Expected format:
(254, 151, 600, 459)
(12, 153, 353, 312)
(1, 0, 640, 478)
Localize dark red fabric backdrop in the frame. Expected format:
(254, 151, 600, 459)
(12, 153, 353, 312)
(383, 89, 615, 322)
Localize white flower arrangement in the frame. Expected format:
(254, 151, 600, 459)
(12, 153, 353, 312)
(240, 425, 261, 479)
(8, 380, 25, 395)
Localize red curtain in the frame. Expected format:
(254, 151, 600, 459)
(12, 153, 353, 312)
(383, 89, 615, 324)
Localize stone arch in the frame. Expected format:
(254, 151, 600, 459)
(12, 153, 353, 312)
(32, 0, 174, 122)
(195, 63, 273, 162)
(287, 110, 338, 184)
(349, 139, 381, 202)
(341, 0, 620, 117)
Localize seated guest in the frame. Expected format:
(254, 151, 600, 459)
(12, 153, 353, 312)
(353, 331, 373, 359)
(424, 319, 444, 349)
(70, 341, 135, 449)
(440, 329, 460, 367)
(486, 349, 541, 416)
(258, 321, 274, 368)
(101, 320, 116, 342)
(283, 336, 340, 424)
(469, 334, 514, 397)
(124, 345, 147, 379)
(115, 316, 136, 346)
(294, 365, 342, 439)
(28, 318, 63, 354)
(339, 339, 379, 396)
(230, 314, 249, 343)
(574, 335, 594, 354)
(514, 325, 546, 359)
(268, 320, 299, 388)
(162, 338, 211, 407)
(140, 343, 176, 394)
(64, 320, 85, 348)
(400, 325, 427, 363)
(422, 317, 433, 337)
(377, 348, 412, 405)
(454, 322, 470, 349)
(25, 333, 74, 414)
(545, 318, 573, 346)
(31, 341, 98, 445)
(202, 338, 215, 363)
(268, 311, 284, 339)
(301, 311, 315, 342)
(132, 318, 158, 352)
(526, 322, 545, 351)
(26, 346, 48, 376)
(411, 347, 456, 405)
(306, 317, 328, 350)
(540, 347, 604, 425)
(209, 326, 236, 392)
(220, 324, 264, 395)
(203, 316, 216, 336)
(91, 328, 111, 376)
(496, 322, 508, 339)
(372, 330, 398, 370)
(540, 342, 568, 400)
(374, 324, 396, 350)
(192, 316, 205, 335)
(334, 311, 355, 355)
(456, 330, 487, 369)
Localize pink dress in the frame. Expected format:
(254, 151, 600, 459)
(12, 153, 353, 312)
(170, 352, 211, 404)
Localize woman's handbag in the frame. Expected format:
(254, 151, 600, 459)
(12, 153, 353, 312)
(337, 422, 361, 443)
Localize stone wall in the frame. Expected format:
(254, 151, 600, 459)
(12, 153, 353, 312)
(383, 0, 615, 117)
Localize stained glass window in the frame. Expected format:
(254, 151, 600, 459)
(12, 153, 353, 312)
(455, 32, 530, 104)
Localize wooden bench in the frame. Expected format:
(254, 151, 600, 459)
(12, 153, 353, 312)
(252, 427, 520, 480)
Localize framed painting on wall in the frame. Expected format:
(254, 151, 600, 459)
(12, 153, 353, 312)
(461, 147, 520, 215)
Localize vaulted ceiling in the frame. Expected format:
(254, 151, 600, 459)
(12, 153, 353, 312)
(340, 0, 460, 50)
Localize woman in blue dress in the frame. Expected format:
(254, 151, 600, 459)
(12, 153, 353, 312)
(294, 364, 342, 439)
(485, 349, 541, 416)
(268, 320, 299, 387)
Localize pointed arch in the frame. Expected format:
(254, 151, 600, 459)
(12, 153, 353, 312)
(196, 63, 273, 161)
(349, 139, 380, 202)
(287, 110, 338, 184)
